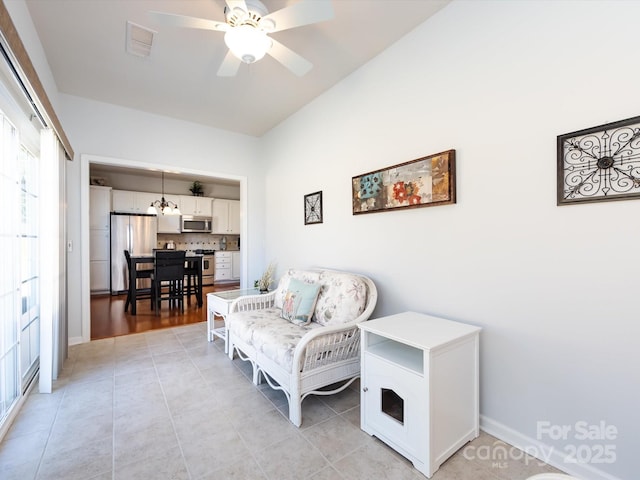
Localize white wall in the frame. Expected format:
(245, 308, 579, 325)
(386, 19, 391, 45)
(261, 1, 639, 479)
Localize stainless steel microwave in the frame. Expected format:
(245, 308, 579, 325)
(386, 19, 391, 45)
(181, 215, 212, 233)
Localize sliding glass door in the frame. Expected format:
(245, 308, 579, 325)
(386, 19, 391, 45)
(0, 113, 21, 423)
(19, 145, 40, 389)
(0, 101, 41, 428)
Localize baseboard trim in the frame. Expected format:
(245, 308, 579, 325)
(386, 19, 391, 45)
(68, 336, 85, 346)
(480, 415, 622, 480)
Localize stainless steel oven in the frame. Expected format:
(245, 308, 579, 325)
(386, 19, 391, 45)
(202, 255, 214, 285)
(193, 249, 215, 285)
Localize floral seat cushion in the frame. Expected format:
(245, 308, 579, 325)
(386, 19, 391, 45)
(228, 307, 322, 372)
(229, 270, 369, 372)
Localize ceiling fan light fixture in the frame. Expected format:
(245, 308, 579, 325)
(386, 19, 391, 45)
(224, 25, 272, 64)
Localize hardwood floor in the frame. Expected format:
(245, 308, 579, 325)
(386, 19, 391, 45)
(90, 283, 240, 340)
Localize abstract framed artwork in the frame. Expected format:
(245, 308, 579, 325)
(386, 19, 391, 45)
(304, 191, 323, 224)
(352, 149, 456, 215)
(557, 115, 640, 205)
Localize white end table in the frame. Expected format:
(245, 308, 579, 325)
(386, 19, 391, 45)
(206, 288, 261, 352)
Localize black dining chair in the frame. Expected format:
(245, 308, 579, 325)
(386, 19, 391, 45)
(151, 250, 186, 315)
(184, 257, 200, 304)
(124, 250, 153, 313)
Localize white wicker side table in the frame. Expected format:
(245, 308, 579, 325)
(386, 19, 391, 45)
(206, 288, 261, 352)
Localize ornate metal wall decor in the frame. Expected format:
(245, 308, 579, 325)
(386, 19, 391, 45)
(304, 191, 323, 224)
(557, 115, 640, 205)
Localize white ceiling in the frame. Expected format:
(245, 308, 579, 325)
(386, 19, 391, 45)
(25, 0, 450, 138)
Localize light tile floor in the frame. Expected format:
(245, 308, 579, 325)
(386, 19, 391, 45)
(0, 322, 564, 480)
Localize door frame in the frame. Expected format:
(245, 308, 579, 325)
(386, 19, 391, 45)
(79, 153, 248, 343)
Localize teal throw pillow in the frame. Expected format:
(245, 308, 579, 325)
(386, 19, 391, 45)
(280, 278, 321, 325)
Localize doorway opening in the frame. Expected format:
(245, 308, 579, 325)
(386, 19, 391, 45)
(80, 154, 248, 342)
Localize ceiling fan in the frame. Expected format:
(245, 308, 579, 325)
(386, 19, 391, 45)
(149, 0, 334, 77)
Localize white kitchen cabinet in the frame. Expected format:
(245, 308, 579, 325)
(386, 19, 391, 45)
(89, 186, 111, 229)
(89, 186, 112, 293)
(90, 230, 110, 292)
(90, 230, 110, 261)
(359, 312, 481, 478)
(232, 251, 240, 280)
(157, 212, 181, 233)
(112, 190, 158, 214)
(214, 251, 232, 282)
(228, 200, 240, 234)
(111, 190, 134, 212)
(179, 195, 213, 216)
(90, 261, 110, 292)
(212, 199, 240, 234)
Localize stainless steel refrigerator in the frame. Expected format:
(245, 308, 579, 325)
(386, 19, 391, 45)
(110, 213, 157, 294)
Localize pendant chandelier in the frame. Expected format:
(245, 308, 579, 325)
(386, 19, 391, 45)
(147, 172, 181, 215)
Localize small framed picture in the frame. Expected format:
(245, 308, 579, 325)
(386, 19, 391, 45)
(304, 191, 323, 225)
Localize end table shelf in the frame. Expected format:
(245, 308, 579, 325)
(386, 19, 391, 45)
(358, 311, 481, 478)
(206, 288, 261, 353)
(366, 337, 424, 374)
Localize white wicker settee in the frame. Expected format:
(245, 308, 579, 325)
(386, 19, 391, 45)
(226, 268, 377, 426)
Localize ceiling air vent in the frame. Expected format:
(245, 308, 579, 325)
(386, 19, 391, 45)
(126, 21, 156, 57)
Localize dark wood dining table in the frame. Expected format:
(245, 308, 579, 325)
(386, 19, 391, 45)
(128, 253, 203, 315)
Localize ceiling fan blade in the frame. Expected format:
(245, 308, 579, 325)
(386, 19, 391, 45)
(261, 0, 334, 33)
(217, 50, 242, 77)
(267, 38, 312, 76)
(149, 11, 228, 32)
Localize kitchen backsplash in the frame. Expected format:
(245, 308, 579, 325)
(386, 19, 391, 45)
(157, 233, 239, 251)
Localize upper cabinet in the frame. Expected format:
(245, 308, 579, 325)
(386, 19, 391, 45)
(179, 195, 213, 217)
(89, 186, 112, 229)
(157, 213, 181, 234)
(212, 199, 240, 234)
(112, 190, 158, 214)
(228, 200, 240, 234)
